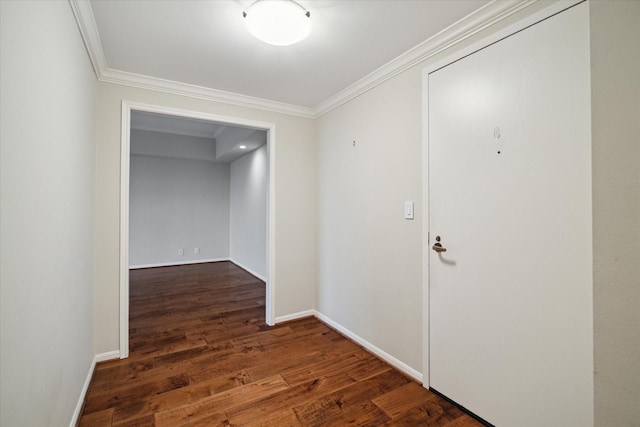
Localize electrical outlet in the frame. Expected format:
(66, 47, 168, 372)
(194, 247, 200, 254)
(178, 248, 184, 256)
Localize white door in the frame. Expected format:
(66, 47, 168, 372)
(428, 4, 592, 426)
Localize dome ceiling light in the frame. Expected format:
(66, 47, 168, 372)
(243, 0, 311, 46)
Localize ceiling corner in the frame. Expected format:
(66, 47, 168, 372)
(313, 0, 541, 117)
(69, 0, 108, 79)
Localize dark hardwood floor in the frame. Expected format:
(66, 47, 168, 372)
(78, 261, 480, 426)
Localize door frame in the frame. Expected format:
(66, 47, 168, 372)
(119, 100, 277, 358)
(420, 0, 583, 385)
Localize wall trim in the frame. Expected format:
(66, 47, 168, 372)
(69, 357, 95, 427)
(120, 101, 131, 359)
(130, 258, 230, 270)
(229, 258, 267, 282)
(95, 350, 121, 362)
(69, 351, 119, 427)
(70, 0, 547, 120)
(275, 310, 316, 324)
(311, 311, 422, 383)
(68, 0, 107, 80)
(315, 311, 423, 383)
(101, 68, 315, 119)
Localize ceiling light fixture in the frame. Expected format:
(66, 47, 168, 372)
(239, 145, 247, 149)
(243, 0, 311, 46)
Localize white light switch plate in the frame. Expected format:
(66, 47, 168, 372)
(404, 201, 414, 220)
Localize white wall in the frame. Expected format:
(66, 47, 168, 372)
(313, 3, 552, 377)
(590, 1, 640, 425)
(230, 145, 268, 280)
(215, 127, 264, 162)
(316, 69, 423, 371)
(129, 130, 231, 267)
(0, 1, 96, 425)
(94, 83, 316, 354)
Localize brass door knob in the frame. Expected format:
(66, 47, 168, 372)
(432, 236, 446, 252)
(432, 242, 447, 252)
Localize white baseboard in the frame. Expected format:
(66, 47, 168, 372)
(69, 350, 120, 427)
(69, 357, 95, 427)
(229, 258, 267, 282)
(313, 310, 423, 383)
(272, 309, 423, 383)
(129, 258, 230, 270)
(95, 350, 120, 362)
(275, 309, 316, 323)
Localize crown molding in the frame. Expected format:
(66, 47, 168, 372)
(71, 0, 545, 120)
(100, 68, 316, 119)
(313, 0, 539, 117)
(69, 0, 107, 79)
(68, 0, 315, 119)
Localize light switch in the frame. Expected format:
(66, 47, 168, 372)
(404, 201, 414, 220)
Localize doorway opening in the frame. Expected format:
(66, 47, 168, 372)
(119, 101, 277, 358)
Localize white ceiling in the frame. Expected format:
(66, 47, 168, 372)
(131, 110, 267, 163)
(76, 0, 532, 156)
(131, 110, 233, 140)
(86, 0, 495, 111)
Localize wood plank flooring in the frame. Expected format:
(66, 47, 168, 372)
(79, 261, 481, 426)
